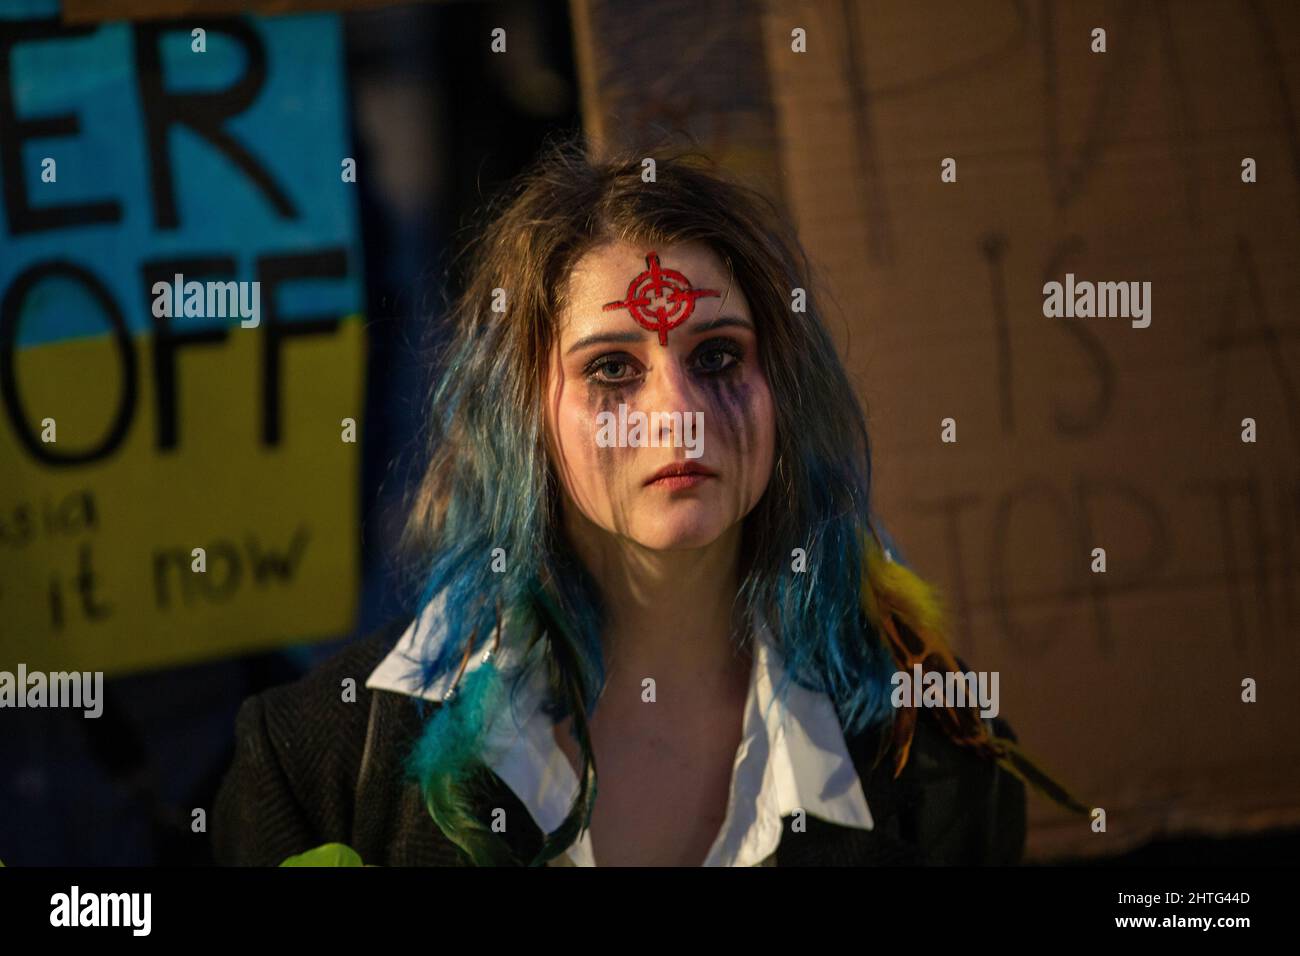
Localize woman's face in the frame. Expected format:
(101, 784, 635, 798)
(545, 240, 776, 552)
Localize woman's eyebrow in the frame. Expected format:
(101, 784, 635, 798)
(565, 316, 754, 355)
(689, 316, 755, 335)
(566, 329, 645, 354)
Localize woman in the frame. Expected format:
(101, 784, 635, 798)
(212, 137, 1083, 867)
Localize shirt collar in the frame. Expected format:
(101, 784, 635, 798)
(366, 599, 873, 865)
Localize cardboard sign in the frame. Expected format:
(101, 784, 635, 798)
(0, 5, 365, 676)
(576, 0, 1300, 858)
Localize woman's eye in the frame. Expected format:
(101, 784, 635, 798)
(586, 355, 640, 384)
(694, 342, 742, 374)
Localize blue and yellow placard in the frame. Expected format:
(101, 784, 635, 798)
(0, 3, 365, 675)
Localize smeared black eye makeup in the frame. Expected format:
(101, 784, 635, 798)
(583, 352, 643, 388)
(581, 336, 746, 388)
(692, 337, 744, 375)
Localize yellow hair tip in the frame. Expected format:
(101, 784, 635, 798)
(862, 533, 948, 635)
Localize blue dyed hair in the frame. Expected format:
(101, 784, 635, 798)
(399, 134, 902, 865)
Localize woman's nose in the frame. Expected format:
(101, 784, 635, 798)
(642, 355, 700, 417)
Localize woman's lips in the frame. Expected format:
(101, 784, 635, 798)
(646, 473, 713, 491)
(644, 462, 717, 490)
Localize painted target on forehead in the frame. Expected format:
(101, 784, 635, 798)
(602, 251, 721, 346)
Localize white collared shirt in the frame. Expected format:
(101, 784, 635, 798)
(366, 603, 874, 866)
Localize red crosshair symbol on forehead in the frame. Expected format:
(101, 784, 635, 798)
(602, 251, 721, 346)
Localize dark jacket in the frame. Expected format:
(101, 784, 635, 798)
(211, 618, 1027, 866)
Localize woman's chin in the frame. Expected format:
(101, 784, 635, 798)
(627, 511, 732, 552)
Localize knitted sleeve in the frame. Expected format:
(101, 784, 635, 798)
(211, 694, 323, 866)
(899, 712, 1028, 865)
